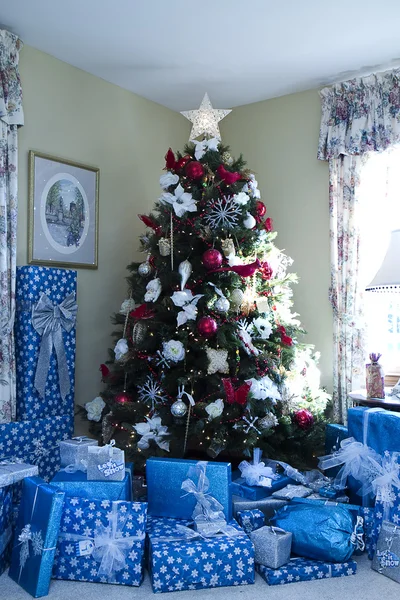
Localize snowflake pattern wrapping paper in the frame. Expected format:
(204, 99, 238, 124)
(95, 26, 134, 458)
(236, 509, 265, 534)
(15, 266, 77, 420)
(257, 557, 357, 585)
(147, 516, 255, 593)
(52, 497, 147, 586)
(0, 414, 73, 484)
(0, 486, 13, 575)
(9, 476, 65, 598)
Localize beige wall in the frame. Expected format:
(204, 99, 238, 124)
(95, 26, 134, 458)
(221, 90, 332, 390)
(17, 46, 190, 427)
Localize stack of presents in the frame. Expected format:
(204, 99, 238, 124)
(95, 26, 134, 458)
(1, 265, 400, 596)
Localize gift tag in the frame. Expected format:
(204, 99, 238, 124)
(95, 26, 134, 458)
(97, 460, 125, 478)
(76, 539, 95, 557)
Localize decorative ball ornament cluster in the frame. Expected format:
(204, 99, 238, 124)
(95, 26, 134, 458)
(170, 399, 188, 418)
(202, 249, 223, 270)
(197, 316, 218, 338)
(293, 408, 314, 430)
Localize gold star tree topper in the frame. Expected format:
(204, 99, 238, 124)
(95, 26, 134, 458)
(181, 93, 231, 141)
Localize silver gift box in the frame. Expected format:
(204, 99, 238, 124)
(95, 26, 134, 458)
(59, 436, 98, 468)
(250, 525, 292, 569)
(87, 444, 125, 481)
(372, 520, 400, 583)
(0, 462, 38, 488)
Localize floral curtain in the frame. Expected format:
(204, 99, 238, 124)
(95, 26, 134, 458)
(318, 69, 400, 160)
(0, 30, 24, 423)
(319, 69, 400, 421)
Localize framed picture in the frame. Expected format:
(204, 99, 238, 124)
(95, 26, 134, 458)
(28, 151, 99, 269)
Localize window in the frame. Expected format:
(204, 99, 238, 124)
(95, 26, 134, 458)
(361, 147, 400, 376)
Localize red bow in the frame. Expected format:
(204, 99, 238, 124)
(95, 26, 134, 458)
(222, 378, 252, 405)
(130, 304, 155, 320)
(138, 214, 162, 236)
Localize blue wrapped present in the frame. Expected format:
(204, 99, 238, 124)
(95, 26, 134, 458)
(257, 557, 357, 585)
(271, 502, 364, 562)
(348, 406, 400, 454)
(51, 462, 133, 500)
(146, 458, 232, 520)
(0, 486, 13, 576)
(0, 414, 73, 483)
(325, 423, 349, 454)
(147, 515, 255, 592)
(360, 506, 376, 559)
(231, 472, 292, 500)
(9, 476, 65, 597)
(236, 509, 265, 533)
(52, 497, 147, 586)
(15, 266, 77, 421)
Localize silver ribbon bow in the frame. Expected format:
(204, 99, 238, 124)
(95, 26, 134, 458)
(63, 458, 88, 474)
(238, 448, 278, 487)
(18, 524, 44, 572)
(32, 292, 77, 400)
(181, 461, 227, 533)
(350, 515, 366, 551)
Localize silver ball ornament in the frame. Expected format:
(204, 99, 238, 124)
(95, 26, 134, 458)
(230, 288, 244, 310)
(170, 399, 188, 418)
(214, 297, 230, 313)
(138, 261, 152, 277)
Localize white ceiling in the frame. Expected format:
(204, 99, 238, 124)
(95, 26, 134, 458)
(2, 0, 400, 111)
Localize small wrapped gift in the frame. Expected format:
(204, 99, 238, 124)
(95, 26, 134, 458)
(250, 525, 292, 569)
(257, 557, 357, 585)
(53, 497, 147, 586)
(59, 436, 98, 470)
(9, 476, 65, 598)
(366, 353, 385, 399)
(232, 495, 288, 520)
(0, 486, 13, 576)
(236, 509, 265, 533)
(51, 462, 133, 501)
(272, 484, 312, 500)
(0, 461, 39, 488)
(87, 440, 125, 481)
(233, 450, 292, 500)
(146, 457, 232, 520)
(147, 515, 255, 593)
(372, 520, 400, 582)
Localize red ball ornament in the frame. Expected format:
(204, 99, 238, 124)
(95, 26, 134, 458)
(114, 391, 132, 405)
(186, 161, 204, 180)
(197, 316, 218, 338)
(293, 409, 314, 430)
(256, 201, 267, 218)
(176, 154, 191, 171)
(202, 248, 223, 270)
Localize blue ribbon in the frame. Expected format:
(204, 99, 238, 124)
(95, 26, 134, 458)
(31, 292, 77, 401)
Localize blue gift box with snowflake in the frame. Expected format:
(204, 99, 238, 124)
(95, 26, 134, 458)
(256, 557, 357, 585)
(0, 414, 73, 484)
(15, 266, 77, 420)
(0, 486, 13, 576)
(52, 497, 147, 586)
(147, 515, 255, 593)
(236, 509, 265, 534)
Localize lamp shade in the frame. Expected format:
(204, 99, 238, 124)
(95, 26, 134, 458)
(366, 229, 400, 292)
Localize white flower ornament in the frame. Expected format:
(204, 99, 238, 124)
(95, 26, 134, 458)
(160, 184, 197, 218)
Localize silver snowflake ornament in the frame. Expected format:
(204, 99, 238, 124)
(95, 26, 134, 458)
(137, 376, 167, 409)
(205, 196, 241, 230)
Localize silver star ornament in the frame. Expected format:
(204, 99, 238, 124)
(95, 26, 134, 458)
(181, 93, 231, 141)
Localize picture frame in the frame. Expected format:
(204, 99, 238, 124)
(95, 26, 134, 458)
(28, 151, 99, 269)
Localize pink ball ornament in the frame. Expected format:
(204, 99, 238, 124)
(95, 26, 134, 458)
(197, 316, 218, 338)
(293, 409, 314, 430)
(202, 249, 223, 270)
(114, 392, 132, 405)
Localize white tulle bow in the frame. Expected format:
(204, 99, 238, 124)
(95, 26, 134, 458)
(238, 448, 277, 487)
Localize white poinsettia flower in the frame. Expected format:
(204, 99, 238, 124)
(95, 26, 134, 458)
(163, 339, 185, 362)
(191, 137, 219, 160)
(253, 317, 273, 340)
(246, 376, 281, 403)
(160, 172, 179, 189)
(243, 174, 261, 199)
(160, 184, 197, 217)
(205, 399, 224, 420)
(114, 338, 128, 360)
(233, 192, 250, 206)
(144, 278, 162, 303)
(134, 416, 170, 451)
(171, 289, 204, 326)
(85, 396, 106, 422)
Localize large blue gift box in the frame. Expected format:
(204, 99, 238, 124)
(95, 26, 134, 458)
(256, 557, 357, 585)
(147, 515, 255, 593)
(51, 463, 133, 500)
(9, 476, 65, 598)
(15, 266, 77, 421)
(146, 458, 232, 520)
(325, 423, 349, 454)
(0, 486, 13, 576)
(231, 470, 292, 500)
(52, 497, 147, 586)
(348, 406, 400, 454)
(0, 414, 73, 482)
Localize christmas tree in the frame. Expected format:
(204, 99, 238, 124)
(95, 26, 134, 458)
(87, 95, 330, 470)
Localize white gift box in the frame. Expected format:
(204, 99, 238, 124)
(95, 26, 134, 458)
(87, 441, 125, 481)
(59, 436, 98, 470)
